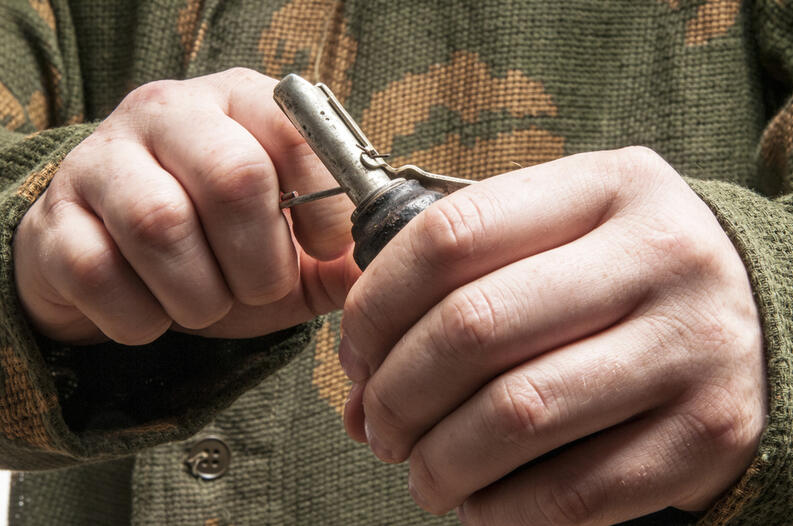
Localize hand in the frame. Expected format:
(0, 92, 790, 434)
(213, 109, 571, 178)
(339, 147, 766, 525)
(14, 68, 359, 345)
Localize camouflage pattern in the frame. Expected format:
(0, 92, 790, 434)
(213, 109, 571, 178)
(1, 0, 793, 524)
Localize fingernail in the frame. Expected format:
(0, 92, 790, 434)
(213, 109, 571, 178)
(456, 504, 467, 524)
(364, 420, 395, 462)
(408, 477, 428, 510)
(338, 337, 370, 382)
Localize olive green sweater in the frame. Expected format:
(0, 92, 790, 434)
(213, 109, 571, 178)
(1, 0, 792, 524)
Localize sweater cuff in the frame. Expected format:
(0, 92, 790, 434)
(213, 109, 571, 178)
(0, 125, 320, 469)
(685, 178, 793, 526)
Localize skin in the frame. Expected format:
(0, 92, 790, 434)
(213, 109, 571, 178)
(339, 147, 766, 524)
(14, 68, 360, 345)
(14, 68, 765, 525)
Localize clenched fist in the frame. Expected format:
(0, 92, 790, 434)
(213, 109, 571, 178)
(14, 68, 359, 345)
(340, 147, 766, 525)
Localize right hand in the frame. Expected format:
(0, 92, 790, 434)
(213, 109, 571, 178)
(13, 68, 359, 345)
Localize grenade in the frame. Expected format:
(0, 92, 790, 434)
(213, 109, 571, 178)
(273, 74, 473, 270)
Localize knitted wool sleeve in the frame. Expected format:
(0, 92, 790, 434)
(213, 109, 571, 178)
(0, 1, 318, 470)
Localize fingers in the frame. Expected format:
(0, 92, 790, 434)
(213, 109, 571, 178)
(71, 137, 233, 329)
(340, 151, 623, 382)
(123, 70, 353, 302)
(358, 221, 650, 462)
(17, 68, 359, 345)
(177, 247, 361, 339)
(36, 199, 171, 345)
(207, 68, 355, 259)
(456, 405, 741, 526)
(404, 315, 681, 515)
(142, 98, 299, 305)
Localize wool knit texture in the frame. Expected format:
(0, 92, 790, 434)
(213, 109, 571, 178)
(1, 0, 792, 524)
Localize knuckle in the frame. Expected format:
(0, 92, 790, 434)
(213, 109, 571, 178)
(646, 226, 716, 281)
(414, 194, 484, 268)
(363, 381, 408, 437)
(341, 286, 366, 325)
(39, 181, 73, 221)
(610, 146, 669, 186)
(222, 66, 260, 81)
(284, 140, 318, 167)
(123, 79, 182, 111)
(66, 243, 121, 294)
(618, 145, 664, 168)
(237, 260, 298, 305)
(437, 286, 499, 362)
(409, 448, 446, 513)
(534, 479, 603, 526)
(487, 375, 557, 447)
(224, 66, 254, 79)
(342, 286, 386, 350)
(677, 396, 757, 458)
(270, 110, 307, 149)
(125, 195, 194, 250)
(594, 146, 669, 204)
(201, 153, 275, 207)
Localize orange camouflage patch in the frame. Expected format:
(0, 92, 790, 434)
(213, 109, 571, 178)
(662, 0, 742, 45)
(1, 84, 53, 132)
(28, 0, 55, 31)
(361, 51, 564, 179)
(685, 0, 742, 45)
(311, 318, 348, 416)
(26, 90, 49, 130)
(0, 82, 26, 131)
(177, 0, 207, 64)
(0, 346, 58, 450)
(17, 162, 58, 202)
(258, 0, 357, 100)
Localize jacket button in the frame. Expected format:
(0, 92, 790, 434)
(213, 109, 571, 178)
(185, 436, 231, 480)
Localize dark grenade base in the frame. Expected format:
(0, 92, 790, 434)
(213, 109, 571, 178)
(351, 179, 444, 269)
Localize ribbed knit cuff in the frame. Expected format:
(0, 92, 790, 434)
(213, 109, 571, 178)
(686, 178, 793, 526)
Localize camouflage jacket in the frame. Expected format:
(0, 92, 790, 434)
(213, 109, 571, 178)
(1, 0, 792, 524)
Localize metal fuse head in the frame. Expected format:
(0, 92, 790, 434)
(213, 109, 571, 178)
(273, 74, 393, 206)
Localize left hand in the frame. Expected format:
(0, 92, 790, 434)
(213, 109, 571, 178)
(338, 147, 766, 525)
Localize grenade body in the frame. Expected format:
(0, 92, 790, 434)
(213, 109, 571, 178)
(351, 179, 444, 269)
